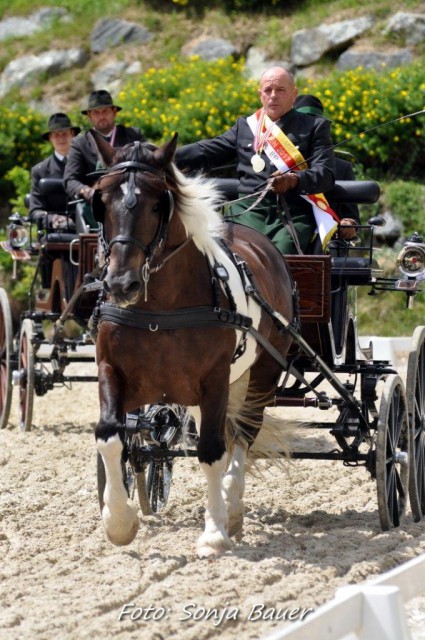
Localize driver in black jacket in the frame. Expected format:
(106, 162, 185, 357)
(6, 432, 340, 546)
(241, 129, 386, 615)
(176, 67, 356, 253)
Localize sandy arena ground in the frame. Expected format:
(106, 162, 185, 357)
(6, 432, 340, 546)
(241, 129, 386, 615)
(0, 360, 424, 640)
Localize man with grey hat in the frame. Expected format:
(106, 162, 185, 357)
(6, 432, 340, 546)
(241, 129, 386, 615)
(29, 112, 80, 227)
(64, 90, 145, 217)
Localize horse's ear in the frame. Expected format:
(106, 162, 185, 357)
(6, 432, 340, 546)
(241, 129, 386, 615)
(89, 129, 115, 167)
(154, 132, 179, 167)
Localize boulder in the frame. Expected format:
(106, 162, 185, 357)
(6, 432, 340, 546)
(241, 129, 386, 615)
(183, 37, 238, 61)
(384, 11, 425, 46)
(0, 49, 89, 98)
(90, 18, 153, 54)
(337, 47, 413, 71)
(291, 16, 375, 66)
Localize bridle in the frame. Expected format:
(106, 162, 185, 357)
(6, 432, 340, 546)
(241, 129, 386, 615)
(95, 149, 190, 300)
(100, 158, 174, 258)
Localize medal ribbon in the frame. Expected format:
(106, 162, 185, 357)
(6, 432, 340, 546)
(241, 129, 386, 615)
(253, 109, 275, 155)
(247, 110, 340, 248)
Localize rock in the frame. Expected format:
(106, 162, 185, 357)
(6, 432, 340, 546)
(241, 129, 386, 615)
(245, 47, 293, 79)
(384, 11, 425, 46)
(373, 210, 403, 247)
(0, 49, 89, 98)
(337, 47, 413, 71)
(183, 37, 238, 61)
(291, 16, 375, 66)
(90, 18, 153, 54)
(91, 62, 130, 90)
(0, 8, 71, 42)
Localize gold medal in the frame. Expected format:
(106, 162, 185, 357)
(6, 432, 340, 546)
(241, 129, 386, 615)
(251, 153, 265, 173)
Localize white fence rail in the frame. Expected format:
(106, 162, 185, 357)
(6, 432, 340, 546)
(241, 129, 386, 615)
(264, 554, 425, 640)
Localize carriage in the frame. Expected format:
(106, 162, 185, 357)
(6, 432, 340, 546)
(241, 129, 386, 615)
(112, 171, 425, 535)
(2, 135, 425, 556)
(0, 178, 100, 432)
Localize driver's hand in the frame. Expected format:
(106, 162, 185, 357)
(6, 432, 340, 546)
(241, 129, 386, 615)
(339, 218, 358, 240)
(270, 171, 300, 194)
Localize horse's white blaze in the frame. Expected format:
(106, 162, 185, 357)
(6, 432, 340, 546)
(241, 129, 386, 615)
(222, 443, 247, 537)
(97, 435, 139, 546)
(120, 183, 141, 195)
(197, 454, 233, 558)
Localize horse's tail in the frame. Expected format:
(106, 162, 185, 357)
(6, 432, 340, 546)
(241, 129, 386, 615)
(225, 372, 300, 472)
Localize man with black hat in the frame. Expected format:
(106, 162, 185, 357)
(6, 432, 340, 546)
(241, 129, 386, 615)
(64, 90, 145, 214)
(29, 112, 81, 228)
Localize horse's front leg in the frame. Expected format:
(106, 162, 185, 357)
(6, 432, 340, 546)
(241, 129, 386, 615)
(95, 362, 139, 546)
(196, 389, 232, 558)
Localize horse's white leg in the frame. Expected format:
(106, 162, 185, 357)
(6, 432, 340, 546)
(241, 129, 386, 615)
(222, 443, 247, 538)
(197, 453, 233, 558)
(97, 435, 139, 546)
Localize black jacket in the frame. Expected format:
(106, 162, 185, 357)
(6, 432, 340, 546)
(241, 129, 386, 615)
(64, 124, 145, 199)
(29, 154, 68, 216)
(175, 108, 336, 212)
(332, 157, 360, 222)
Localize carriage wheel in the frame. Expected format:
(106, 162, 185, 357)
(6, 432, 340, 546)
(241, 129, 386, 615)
(18, 319, 35, 432)
(136, 404, 196, 514)
(406, 326, 425, 521)
(376, 374, 409, 530)
(145, 458, 174, 513)
(0, 288, 14, 429)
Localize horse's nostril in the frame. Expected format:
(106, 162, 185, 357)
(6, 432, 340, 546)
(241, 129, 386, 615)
(126, 281, 142, 294)
(103, 280, 111, 293)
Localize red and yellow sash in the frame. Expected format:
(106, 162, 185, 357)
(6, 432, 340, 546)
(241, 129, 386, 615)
(247, 109, 339, 248)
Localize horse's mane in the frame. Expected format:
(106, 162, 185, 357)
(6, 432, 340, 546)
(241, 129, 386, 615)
(106, 141, 227, 260)
(171, 166, 226, 258)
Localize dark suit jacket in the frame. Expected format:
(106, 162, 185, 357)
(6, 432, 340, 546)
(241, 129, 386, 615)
(64, 124, 145, 199)
(29, 154, 67, 216)
(331, 157, 360, 222)
(175, 108, 336, 215)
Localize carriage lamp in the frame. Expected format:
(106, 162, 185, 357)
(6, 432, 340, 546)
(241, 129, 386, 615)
(396, 233, 425, 280)
(7, 213, 29, 249)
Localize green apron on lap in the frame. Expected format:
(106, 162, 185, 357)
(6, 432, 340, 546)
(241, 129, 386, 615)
(224, 194, 316, 255)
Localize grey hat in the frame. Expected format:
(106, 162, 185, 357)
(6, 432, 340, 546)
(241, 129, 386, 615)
(42, 112, 81, 140)
(81, 90, 122, 114)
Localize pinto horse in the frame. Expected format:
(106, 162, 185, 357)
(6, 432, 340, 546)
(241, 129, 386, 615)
(91, 132, 295, 557)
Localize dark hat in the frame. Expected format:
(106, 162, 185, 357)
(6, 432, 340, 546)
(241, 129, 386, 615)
(294, 94, 326, 117)
(81, 90, 122, 115)
(41, 112, 81, 140)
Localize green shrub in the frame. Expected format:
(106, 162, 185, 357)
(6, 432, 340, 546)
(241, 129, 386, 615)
(0, 102, 47, 201)
(117, 56, 259, 144)
(5, 166, 31, 217)
(299, 63, 425, 179)
(381, 180, 425, 236)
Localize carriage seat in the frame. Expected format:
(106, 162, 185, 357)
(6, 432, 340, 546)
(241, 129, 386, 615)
(330, 256, 380, 285)
(213, 178, 380, 207)
(37, 178, 89, 236)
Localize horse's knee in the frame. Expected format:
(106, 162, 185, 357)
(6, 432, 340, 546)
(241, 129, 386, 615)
(95, 419, 124, 444)
(197, 437, 226, 465)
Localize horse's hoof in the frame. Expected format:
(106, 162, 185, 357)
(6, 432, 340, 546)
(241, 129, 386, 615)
(102, 502, 139, 546)
(227, 517, 243, 539)
(196, 532, 233, 558)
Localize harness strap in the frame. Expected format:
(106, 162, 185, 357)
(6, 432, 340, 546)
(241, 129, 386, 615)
(97, 302, 252, 331)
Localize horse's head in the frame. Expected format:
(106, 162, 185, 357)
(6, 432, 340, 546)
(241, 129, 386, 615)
(92, 132, 179, 307)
